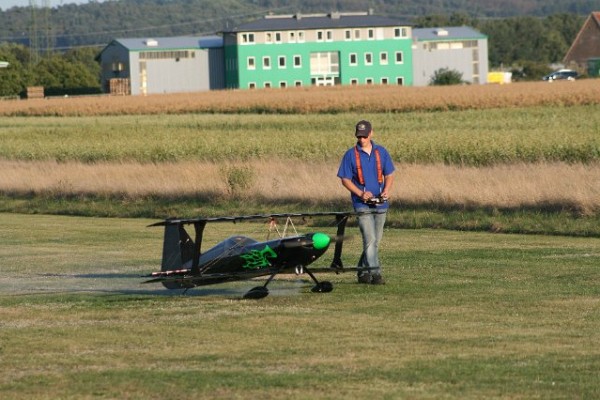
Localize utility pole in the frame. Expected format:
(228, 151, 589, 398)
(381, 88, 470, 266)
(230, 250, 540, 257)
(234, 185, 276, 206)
(41, 0, 53, 56)
(29, 0, 40, 64)
(28, 0, 52, 63)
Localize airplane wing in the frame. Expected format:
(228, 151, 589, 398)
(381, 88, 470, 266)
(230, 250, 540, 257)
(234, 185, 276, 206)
(142, 268, 279, 285)
(147, 211, 356, 227)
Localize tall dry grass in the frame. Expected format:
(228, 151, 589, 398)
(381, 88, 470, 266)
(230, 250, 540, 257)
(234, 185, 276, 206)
(1, 80, 599, 117)
(1, 160, 598, 214)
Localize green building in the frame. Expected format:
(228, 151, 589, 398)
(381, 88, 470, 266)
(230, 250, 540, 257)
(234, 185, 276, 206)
(222, 12, 413, 89)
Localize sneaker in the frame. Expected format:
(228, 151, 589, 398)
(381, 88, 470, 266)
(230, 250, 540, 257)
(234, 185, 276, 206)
(371, 274, 385, 285)
(357, 273, 371, 284)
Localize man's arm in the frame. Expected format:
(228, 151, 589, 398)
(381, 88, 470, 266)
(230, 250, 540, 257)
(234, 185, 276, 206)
(381, 174, 394, 199)
(341, 177, 372, 202)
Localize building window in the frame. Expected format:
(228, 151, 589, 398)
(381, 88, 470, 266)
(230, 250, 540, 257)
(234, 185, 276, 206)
(247, 56, 255, 69)
(394, 27, 408, 38)
(368, 29, 374, 40)
(293, 55, 301, 68)
(380, 52, 388, 65)
(381, 77, 389, 84)
(395, 51, 403, 64)
(365, 78, 373, 84)
(275, 32, 282, 43)
(241, 33, 255, 44)
(264, 82, 271, 88)
(298, 31, 305, 43)
(265, 32, 273, 44)
(326, 30, 333, 41)
(248, 82, 256, 89)
(294, 80, 302, 87)
(317, 30, 324, 42)
(278, 56, 286, 68)
(111, 62, 124, 72)
(263, 56, 271, 69)
(350, 78, 358, 85)
(365, 52, 373, 65)
(344, 30, 351, 41)
(349, 53, 357, 66)
(354, 29, 361, 40)
(279, 81, 287, 88)
(139, 51, 192, 60)
(396, 77, 404, 85)
(310, 51, 339, 75)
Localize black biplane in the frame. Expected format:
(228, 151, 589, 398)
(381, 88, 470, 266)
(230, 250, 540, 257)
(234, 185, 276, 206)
(143, 212, 363, 299)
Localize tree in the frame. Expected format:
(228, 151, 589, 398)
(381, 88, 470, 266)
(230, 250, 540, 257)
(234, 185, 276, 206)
(0, 43, 28, 96)
(429, 68, 463, 85)
(32, 54, 101, 95)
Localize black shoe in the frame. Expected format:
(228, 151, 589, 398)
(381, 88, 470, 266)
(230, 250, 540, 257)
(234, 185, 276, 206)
(357, 273, 371, 284)
(371, 274, 385, 285)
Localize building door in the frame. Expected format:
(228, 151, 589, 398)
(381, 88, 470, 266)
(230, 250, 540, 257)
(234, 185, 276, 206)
(313, 77, 335, 86)
(139, 61, 147, 95)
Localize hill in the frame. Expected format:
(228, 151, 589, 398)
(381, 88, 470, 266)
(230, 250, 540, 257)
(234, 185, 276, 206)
(0, 0, 595, 50)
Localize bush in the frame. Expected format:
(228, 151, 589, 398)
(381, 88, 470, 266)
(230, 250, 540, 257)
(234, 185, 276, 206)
(429, 68, 464, 85)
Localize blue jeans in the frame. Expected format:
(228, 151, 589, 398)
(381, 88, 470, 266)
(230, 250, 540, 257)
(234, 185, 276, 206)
(356, 210, 387, 276)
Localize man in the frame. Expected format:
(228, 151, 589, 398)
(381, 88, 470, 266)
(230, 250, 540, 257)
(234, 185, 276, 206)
(337, 120, 395, 285)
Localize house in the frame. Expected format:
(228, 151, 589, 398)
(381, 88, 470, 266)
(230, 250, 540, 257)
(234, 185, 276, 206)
(95, 36, 224, 95)
(411, 26, 489, 86)
(563, 12, 600, 76)
(220, 11, 414, 89)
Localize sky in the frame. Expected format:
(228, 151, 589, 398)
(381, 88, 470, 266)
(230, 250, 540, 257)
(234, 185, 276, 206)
(1, 0, 101, 9)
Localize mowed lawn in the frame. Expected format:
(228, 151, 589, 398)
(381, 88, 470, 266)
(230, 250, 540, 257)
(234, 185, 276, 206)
(1, 213, 599, 399)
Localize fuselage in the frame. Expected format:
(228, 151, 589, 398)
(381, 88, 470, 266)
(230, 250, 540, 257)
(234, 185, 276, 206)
(178, 233, 331, 286)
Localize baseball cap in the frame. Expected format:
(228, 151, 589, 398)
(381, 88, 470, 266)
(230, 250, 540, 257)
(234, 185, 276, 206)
(355, 120, 372, 137)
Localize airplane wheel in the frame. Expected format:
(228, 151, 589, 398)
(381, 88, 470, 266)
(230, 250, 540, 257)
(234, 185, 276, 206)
(243, 286, 269, 299)
(311, 281, 333, 293)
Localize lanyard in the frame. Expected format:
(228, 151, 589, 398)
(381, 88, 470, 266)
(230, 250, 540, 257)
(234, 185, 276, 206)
(354, 145, 383, 185)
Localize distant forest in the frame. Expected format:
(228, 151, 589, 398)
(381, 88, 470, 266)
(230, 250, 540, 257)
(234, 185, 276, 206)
(0, 0, 595, 97)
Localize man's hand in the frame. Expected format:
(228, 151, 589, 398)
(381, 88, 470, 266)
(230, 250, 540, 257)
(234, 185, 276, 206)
(361, 190, 374, 201)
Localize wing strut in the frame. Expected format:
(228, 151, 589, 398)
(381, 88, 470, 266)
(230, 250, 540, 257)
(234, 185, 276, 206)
(330, 214, 348, 270)
(191, 221, 207, 275)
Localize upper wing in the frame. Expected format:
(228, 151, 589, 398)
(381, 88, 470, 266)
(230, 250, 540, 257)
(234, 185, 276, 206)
(147, 211, 356, 227)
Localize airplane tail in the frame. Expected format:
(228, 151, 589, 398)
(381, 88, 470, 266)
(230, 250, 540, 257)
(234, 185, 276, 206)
(160, 224, 195, 289)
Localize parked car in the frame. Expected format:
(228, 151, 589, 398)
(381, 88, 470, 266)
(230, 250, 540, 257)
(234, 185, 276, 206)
(542, 69, 578, 81)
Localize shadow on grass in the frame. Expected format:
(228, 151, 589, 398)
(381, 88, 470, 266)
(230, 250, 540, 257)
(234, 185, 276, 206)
(3, 272, 313, 299)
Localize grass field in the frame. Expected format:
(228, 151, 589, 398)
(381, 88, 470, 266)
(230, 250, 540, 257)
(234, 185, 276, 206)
(2, 105, 599, 164)
(2, 101, 599, 235)
(1, 213, 599, 399)
(1, 80, 599, 399)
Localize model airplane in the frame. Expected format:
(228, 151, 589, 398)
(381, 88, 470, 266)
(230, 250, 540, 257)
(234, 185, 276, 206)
(143, 212, 365, 299)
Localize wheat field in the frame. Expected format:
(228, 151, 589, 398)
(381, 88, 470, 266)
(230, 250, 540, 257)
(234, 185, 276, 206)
(1, 80, 599, 116)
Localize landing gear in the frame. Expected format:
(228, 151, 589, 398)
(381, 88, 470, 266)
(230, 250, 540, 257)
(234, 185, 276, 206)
(243, 267, 334, 299)
(243, 286, 269, 299)
(304, 267, 334, 293)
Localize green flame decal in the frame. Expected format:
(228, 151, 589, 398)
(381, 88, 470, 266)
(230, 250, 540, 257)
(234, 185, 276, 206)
(240, 245, 277, 269)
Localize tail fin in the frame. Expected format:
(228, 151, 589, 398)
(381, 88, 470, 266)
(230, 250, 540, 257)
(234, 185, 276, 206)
(160, 224, 195, 289)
